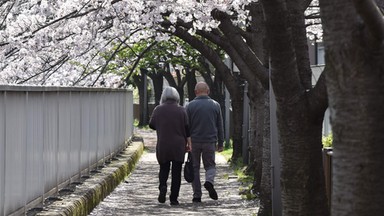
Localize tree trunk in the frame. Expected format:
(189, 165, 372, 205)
(163, 63, 186, 104)
(133, 72, 148, 126)
(147, 70, 164, 106)
(320, 0, 384, 214)
(230, 95, 244, 161)
(246, 87, 265, 193)
(200, 62, 224, 104)
(212, 71, 226, 114)
(278, 101, 328, 216)
(258, 90, 272, 216)
(185, 68, 196, 102)
(261, 0, 329, 215)
(174, 69, 185, 104)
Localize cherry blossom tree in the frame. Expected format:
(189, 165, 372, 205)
(155, 1, 328, 215)
(1, 0, 156, 86)
(0, 1, 330, 215)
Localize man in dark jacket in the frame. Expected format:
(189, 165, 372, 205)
(149, 86, 192, 205)
(186, 82, 224, 203)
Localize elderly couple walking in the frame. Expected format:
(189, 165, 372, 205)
(149, 81, 224, 205)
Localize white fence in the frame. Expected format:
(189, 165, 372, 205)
(0, 85, 133, 216)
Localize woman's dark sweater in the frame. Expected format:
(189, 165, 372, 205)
(149, 100, 189, 164)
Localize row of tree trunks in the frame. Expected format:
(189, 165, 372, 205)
(137, 1, 331, 215)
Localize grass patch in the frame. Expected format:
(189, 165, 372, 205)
(220, 148, 233, 162)
(143, 146, 150, 153)
(220, 150, 257, 201)
(134, 119, 150, 130)
(234, 162, 257, 200)
(322, 133, 333, 148)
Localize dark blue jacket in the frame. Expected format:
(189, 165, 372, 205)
(186, 95, 224, 147)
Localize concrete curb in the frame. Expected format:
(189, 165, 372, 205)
(36, 140, 144, 216)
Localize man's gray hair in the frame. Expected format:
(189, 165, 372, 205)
(160, 86, 180, 104)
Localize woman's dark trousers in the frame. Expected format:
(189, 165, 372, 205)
(159, 160, 183, 202)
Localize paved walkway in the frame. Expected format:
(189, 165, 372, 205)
(89, 128, 259, 216)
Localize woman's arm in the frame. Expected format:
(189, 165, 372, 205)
(186, 137, 192, 152)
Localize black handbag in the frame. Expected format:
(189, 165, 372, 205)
(184, 152, 194, 183)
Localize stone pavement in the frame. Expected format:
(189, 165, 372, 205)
(89, 128, 259, 216)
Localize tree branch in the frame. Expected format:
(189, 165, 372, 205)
(172, 25, 238, 89)
(17, 55, 69, 84)
(91, 37, 130, 86)
(0, 1, 15, 30)
(211, 9, 269, 88)
(261, 0, 303, 101)
(124, 41, 158, 83)
(32, 10, 79, 35)
(354, 0, 384, 41)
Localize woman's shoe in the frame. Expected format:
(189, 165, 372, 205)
(158, 186, 167, 203)
(170, 200, 179, 205)
(192, 197, 201, 203)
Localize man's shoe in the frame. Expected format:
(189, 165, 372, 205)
(204, 181, 218, 200)
(158, 186, 167, 203)
(170, 200, 179, 205)
(192, 197, 201, 203)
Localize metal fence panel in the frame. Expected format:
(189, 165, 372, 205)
(81, 92, 91, 173)
(4, 92, 27, 215)
(0, 86, 133, 215)
(0, 92, 5, 215)
(58, 92, 71, 185)
(105, 93, 113, 158)
(125, 92, 133, 141)
(43, 92, 59, 194)
(112, 94, 119, 151)
(70, 92, 82, 178)
(97, 92, 106, 165)
(88, 93, 98, 170)
(25, 92, 45, 205)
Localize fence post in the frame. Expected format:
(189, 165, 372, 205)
(323, 148, 333, 207)
(1, 92, 5, 216)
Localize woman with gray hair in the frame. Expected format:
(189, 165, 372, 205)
(160, 86, 180, 104)
(149, 86, 192, 205)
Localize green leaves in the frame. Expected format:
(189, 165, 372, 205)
(322, 133, 333, 148)
(101, 35, 208, 86)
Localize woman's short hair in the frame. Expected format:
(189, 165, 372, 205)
(160, 86, 180, 104)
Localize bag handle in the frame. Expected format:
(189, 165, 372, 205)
(186, 152, 193, 163)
